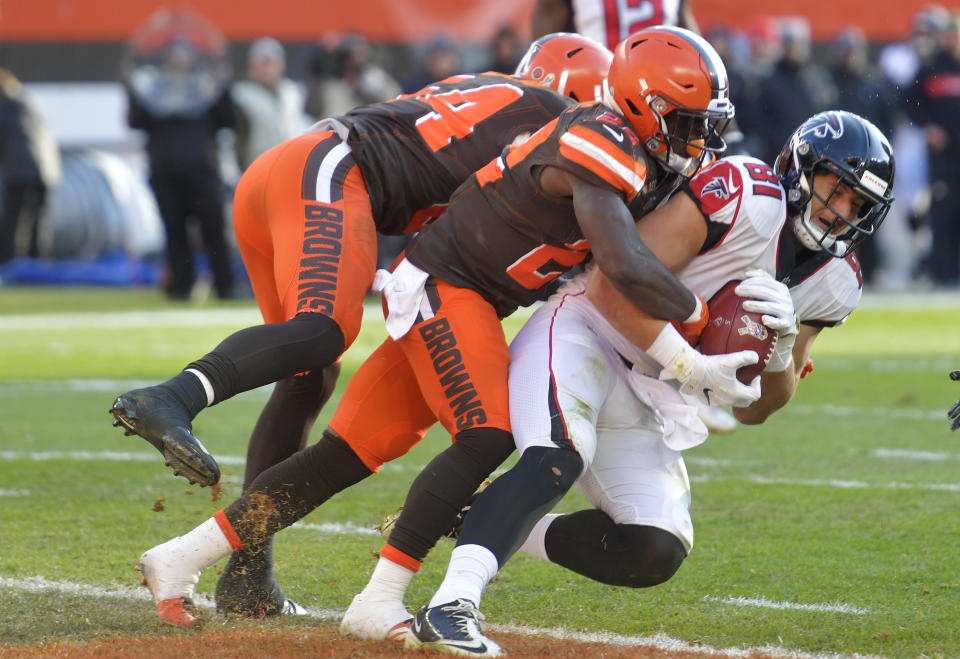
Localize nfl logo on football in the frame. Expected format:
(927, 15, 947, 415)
(737, 314, 768, 341)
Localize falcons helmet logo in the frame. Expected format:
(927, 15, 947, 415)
(797, 111, 844, 140)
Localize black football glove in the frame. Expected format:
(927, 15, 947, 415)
(949, 371, 960, 431)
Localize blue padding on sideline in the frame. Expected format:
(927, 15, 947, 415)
(0, 252, 161, 286)
(0, 251, 251, 288)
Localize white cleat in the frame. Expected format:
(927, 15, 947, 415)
(339, 591, 413, 642)
(697, 405, 738, 434)
(281, 598, 308, 616)
(136, 539, 204, 628)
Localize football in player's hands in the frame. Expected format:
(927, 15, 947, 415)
(698, 280, 778, 384)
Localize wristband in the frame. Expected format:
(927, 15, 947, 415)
(646, 323, 696, 379)
(683, 295, 704, 324)
(764, 332, 796, 372)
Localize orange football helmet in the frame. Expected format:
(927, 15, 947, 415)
(514, 32, 613, 103)
(602, 27, 735, 175)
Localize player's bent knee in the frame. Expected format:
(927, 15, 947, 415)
(545, 511, 686, 588)
(289, 313, 346, 367)
(608, 524, 686, 588)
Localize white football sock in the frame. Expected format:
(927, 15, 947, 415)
(429, 544, 498, 608)
(142, 516, 234, 601)
(172, 516, 234, 571)
(516, 513, 561, 561)
(360, 555, 415, 600)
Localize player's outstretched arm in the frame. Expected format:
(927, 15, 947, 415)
(949, 371, 960, 431)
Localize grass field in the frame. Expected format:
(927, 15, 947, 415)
(1, 285, 959, 657)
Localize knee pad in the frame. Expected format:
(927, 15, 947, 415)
(545, 510, 686, 588)
(458, 445, 583, 564)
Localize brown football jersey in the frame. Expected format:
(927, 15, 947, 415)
(337, 73, 573, 236)
(406, 102, 675, 318)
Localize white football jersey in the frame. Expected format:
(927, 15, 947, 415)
(786, 251, 863, 328)
(676, 155, 787, 302)
(571, 155, 790, 376)
(571, 0, 682, 50)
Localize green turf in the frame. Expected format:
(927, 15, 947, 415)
(1, 285, 958, 656)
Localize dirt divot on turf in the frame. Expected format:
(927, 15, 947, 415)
(0, 627, 784, 658)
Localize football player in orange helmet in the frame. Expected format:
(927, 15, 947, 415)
(514, 31, 613, 102)
(603, 26, 735, 177)
(127, 31, 624, 631)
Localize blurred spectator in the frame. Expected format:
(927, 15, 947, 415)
(830, 27, 897, 137)
(752, 17, 836, 164)
(879, 4, 951, 88)
(232, 37, 306, 171)
(401, 36, 463, 93)
(745, 15, 783, 74)
(0, 69, 61, 266)
(878, 4, 951, 288)
(906, 13, 960, 288)
(828, 26, 899, 285)
(125, 8, 238, 300)
(303, 34, 401, 119)
(532, 0, 699, 49)
(486, 25, 524, 74)
(704, 23, 756, 155)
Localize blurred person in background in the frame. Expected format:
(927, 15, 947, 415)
(232, 37, 306, 172)
(124, 9, 238, 301)
(905, 12, 960, 289)
(485, 25, 524, 74)
(400, 35, 463, 94)
(303, 34, 401, 120)
(752, 17, 836, 165)
(0, 68, 61, 267)
(532, 0, 699, 48)
(828, 26, 897, 286)
(704, 23, 754, 155)
(877, 4, 950, 288)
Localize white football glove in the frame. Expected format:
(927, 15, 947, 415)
(647, 324, 762, 408)
(372, 258, 429, 340)
(735, 269, 798, 372)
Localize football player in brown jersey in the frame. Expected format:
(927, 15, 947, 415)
(132, 26, 755, 636)
(122, 33, 614, 625)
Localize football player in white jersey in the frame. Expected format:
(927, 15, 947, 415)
(405, 111, 894, 657)
(533, 0, 700, 50)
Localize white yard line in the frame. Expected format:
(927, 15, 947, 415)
(1, 380, 950, 424)
(0, 575, 875, 659)
(702, 595, 871, 615)
(870, 448, 956, 461)
(691, 474, 960, 493)
(0, 449, 246, 467)
(291, 520, 380, 536)
(786, 403, 945, 421)
(2, 449, 956, 491)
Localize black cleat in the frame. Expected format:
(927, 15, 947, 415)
(110, 387, 220, 486)
(215, 546, 305, 617)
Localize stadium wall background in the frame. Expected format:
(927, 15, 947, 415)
(0, 0, 955, 83)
